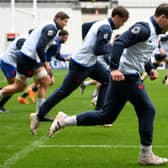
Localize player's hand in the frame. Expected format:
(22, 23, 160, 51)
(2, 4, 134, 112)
(149, 69, 158, 80)
(43, 61, 51, 73)
(111, 70, 125, 81)
(159, 48, 166, 56)
(64, 56, 70, 61)
(49, 76, 55, 86)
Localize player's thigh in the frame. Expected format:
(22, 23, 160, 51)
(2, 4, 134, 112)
(33, 67, 49, 86)
(90, 62, 110, 84)
(14, 77, 27, 91)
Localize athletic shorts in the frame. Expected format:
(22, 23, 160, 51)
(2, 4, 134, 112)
(16, 51, 42, 77)
(0, 60, 16, 78)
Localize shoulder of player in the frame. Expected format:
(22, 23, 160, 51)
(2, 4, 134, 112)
(41, 24, 57, 38)
(126, 21, 151, 41)
(131, 22, 150, 36)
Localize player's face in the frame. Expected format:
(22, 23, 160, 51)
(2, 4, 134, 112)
(56, 18, 69, 29)
(159, 15, 168, 33)
(114, 15, 128, 29)
(60, 35, 68, 43)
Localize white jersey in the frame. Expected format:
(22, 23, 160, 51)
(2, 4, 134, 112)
(72, 19, 112, 67)
(21, 21, 57, 63)
(0, 34, 28, 67)
(119, 18, 158, 75)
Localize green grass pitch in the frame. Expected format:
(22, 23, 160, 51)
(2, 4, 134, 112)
(0, 69, 168, 168)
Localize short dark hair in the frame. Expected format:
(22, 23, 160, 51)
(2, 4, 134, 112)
(155, 3, 168, 18)
(111, 6, 129, 19)
(58, 29, 69, 36)
(54, 11, 70, 20)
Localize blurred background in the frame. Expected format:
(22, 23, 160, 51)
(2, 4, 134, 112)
(0, 0, 166, 54)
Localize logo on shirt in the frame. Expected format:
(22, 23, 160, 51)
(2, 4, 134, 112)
(104, 33, 109, 39)
(47, 30, 54, 37)
(131, 26, 141, 34)
(138, 83, 143, 90)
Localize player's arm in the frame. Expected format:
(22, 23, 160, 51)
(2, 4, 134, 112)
(110, 22, 151, 81)
(158, 35, 168, 58)
(159, 34, 168, 42)
(93, 25, 112, 56)
(48, 39, 67, 62)
(36, 25, 57, 63)
(158, 37, 167, 56)
(144, 60, 158, 80)
(54, 44, 66, 61)
(56, 53, 70, 61)
(16, 38, 26, 50)
(110, 22, 151, 70)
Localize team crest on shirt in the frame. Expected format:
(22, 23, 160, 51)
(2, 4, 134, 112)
(103, 33, 109, 39)
(47, 30, 54, 36)
(131, 26, 141, 34)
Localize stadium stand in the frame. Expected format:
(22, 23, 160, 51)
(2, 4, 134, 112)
(0, 0, 82, 54)
(0, 0, 166, 53)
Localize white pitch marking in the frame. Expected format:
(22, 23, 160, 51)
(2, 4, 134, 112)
(0, 136, 48, 168)
(38, 144, 168, 148)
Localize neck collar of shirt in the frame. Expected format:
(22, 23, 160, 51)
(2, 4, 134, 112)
(54, 21, 61, 30)
(150, 16, 162, 35)
(108, 18, 116, 30)
(55, 36, 61, 43)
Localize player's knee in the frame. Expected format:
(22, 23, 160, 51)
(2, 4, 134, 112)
(48, 76, 55, 86)
(38, 75, 50, 87)
(34, 69, 50, 87)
